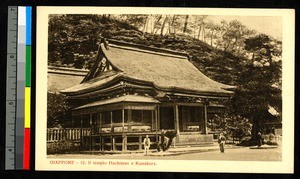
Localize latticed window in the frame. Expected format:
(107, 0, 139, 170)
(132, 110, 152, 124)
(102, 111, 111, 125)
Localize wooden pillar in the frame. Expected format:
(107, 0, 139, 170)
(89, 114, 93, 151)
(155, 106, 158, 142)
(99, 113, 102, 151)
(124, 135, 127, 152)
(203, 100, 208, 134)
(112, 137, 116, 151)
(110, 111, 113, 151)
(151, 110, 154, 131)
(80, 115, 83, 150)
(138, 135, 142, 151)
(157, 106, 160, 131)
(122, 109, 125, 151)
(174, 104, 180, 135)
(127, 109, 132, 132)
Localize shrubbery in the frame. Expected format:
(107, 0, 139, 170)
(237, 134, 279, 147)
(47, 141, 80, 154)
(263, 133, 278, 146)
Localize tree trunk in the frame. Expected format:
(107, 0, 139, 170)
(197, 25, 202, 40)
(183, 15, 189, 33)
(203, 27, 206, 42)
(145, 17, 149, 33)
(210, 31, 214, 46)
(251, 117, 261, 141)
(160, 15, 168, 35)
(193, 18, 197, 38)
(233, 36, 238, 52)
(251, 53, 255, 63)
(150, 16, 154, 34)
(172, 15, 176, 35)
(152, 15, 162, 34)
(142, 16, 148, 33)
(168, 20, 171, 34)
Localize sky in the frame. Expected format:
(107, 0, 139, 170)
(207, 15, 282, 40)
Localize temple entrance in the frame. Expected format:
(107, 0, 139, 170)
(160, 107, 175, 130)
(178, 106, 204, 132)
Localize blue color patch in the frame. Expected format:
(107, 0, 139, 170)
(26, 7, 31, 45)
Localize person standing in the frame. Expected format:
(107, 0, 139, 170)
(143, 135, 151, 156)
(218, 133, 226, 153)
(257, 132, 263, 147)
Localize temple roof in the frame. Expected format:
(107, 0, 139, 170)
(48, 66, 88, 92)
(62, 40, 234, 96)
(74, 95, 160, 110)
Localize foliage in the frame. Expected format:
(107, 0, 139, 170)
(215, 20, 256, 55)
(263, 133, 278, 146)
(237, 134, 279, 146)
(47, 140, 80, 154)
(47, 92, 70, 128)
(229, 34, 282, 140)
(210, 114, 252, 141)
(48, 14, 138, 69)
(237, 136, 258, 146)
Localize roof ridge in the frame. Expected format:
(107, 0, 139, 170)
(106, 39, 189, 59)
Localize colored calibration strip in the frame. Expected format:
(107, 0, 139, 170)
(5, 6, 31, 170)
(24, 6, 31, 170)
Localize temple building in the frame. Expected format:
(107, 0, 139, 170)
(60, 39, 234, 152)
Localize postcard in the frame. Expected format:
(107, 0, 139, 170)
(36, 7, 294, 173)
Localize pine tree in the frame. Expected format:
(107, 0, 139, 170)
(230, 34, 282, 140)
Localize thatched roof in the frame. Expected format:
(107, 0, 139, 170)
(62, 40, 234, 96)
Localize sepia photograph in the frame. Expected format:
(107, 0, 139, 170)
(36, 7, 294, 173)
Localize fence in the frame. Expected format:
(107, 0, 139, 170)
(47, 128, 91, 142)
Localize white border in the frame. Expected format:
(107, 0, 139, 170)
(36, 7, 295, 173)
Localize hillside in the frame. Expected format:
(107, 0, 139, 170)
(48, 15, 247, 86)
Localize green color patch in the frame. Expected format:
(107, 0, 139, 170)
(26, 45, 31, 87)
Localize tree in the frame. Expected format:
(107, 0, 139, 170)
(205, 21, 221, 47)
(48, 14, 105, 68)
(119, 14, 148, 28)
(151, 15, 163, 34)
(160, 15, 168, 35)
(216, 20, 255, 54)
(48, 14, 142, 69)
(47, 92, 70, 128)
(229, 34, 282, 140)
(168, 15, 181, 35)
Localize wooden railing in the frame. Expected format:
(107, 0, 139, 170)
(47, 128, 91, 142)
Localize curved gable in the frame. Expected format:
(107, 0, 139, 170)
(62, 40, 234, 96)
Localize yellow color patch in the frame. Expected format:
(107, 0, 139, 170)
(25, 87, 31, 128)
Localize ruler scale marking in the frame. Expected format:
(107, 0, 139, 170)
(5, 6, 18, 170)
